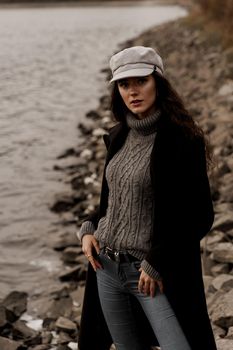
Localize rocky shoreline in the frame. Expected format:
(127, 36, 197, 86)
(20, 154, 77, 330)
(1, 6, 233, 350)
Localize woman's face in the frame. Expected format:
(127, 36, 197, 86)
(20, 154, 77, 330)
(117, 74, 156, 119)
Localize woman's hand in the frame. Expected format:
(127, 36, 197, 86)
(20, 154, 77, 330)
(82, 234, 102, 272)
(138, 268, 164, 298)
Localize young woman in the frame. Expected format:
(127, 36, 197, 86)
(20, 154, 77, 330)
(77, 46, 217, 350)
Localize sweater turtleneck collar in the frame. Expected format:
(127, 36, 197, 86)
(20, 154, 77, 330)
(126, 109, 161, 136)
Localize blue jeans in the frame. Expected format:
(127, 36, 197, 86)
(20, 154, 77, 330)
(96, 252, 191, 350)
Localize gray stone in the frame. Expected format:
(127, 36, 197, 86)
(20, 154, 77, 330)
(57, 148, 76, 159)
(92, 128, 107, 137)
(210, 274, 233, 292)
(78, 122, 93, 135)
(45, 297, 73, 320)
(80, 149, 93, 160)
(58, 331, 73, 344)
(211, 263, 229, 277)
(41, 330, 53, 344)
(207, 230, 225, 246)
(212, 324, 226, 339)
(203, 230, 226, 253)
(59, 266, 86, 282)
(211, 243, 233, 264)
(0, 336, 22, 350)
(211, 289, 233, 328)
(85, 110, 101, 120)
(2, 291, 28, 322)
(62, 247, 83, 264)
(12, 320, 39, 341)
(227, 228, 233, 238)
(50, 286, 70, 300)
(212, 214, 233, 233)
(201, 252, 217, 276)
(218, 81, 233, 96)
(226, 326, 233, 339)
(216, 338, 233, 350)
(203, 275, 214, 294)
(55, 317, 76, 333)
(214, 161, 231, 178)
(220, 180, 233, 203)
(50, 232, 80, 251)
(67, 342, 78, 350)
(50, 193, 75, 213)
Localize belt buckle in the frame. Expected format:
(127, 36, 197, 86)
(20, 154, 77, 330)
(114, 251, 120, 262)
(105, 247, 114, 261)
(105, 247, 120, 262)
(105, 247, 111, 260)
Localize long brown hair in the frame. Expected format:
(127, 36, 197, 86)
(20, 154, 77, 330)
(110, 71, 213, 169)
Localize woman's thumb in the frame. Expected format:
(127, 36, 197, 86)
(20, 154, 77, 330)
(92, 239, 100, 254)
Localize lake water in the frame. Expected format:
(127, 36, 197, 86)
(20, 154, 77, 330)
(0, 1, 186, 302)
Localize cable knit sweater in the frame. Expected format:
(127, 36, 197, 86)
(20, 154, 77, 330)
(78, 110, 161, 280)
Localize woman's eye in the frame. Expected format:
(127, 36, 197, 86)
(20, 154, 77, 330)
(137, 78, 147, 84)
(118, 81, 128, 88)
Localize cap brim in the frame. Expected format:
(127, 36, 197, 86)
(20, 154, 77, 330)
(110, 67, 154, 83)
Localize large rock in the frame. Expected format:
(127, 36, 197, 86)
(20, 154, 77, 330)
(211, 243, 233, 264)
(211, 263, 230, 277)
(0, 336, 23, 350)
(50, 193, 75, 213)
(203, 230, 225, 253)
(45, 297, 73, 320)
(50, 232, 80, 251)
(211, 289, 233, 328)
(216, 338, 233, 350)
(212, 323, 226, 339)
(55, 317, 76, 334)
(59, 266, 86, 282)
(2, 291, 28, 322)
(212, 214, 233, 232)
(218, 81, 233, 97)
(202, 275, 214, 294)
(12, 320, 41, 345)
(58, 331, 73, 344)
(226, 326, 233, 339)
(209, 274, 233, 292)
(220, 179, 233, 203)
(62, 247, 83, 264)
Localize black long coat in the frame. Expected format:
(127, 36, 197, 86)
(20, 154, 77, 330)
(78, 115, 217, 350)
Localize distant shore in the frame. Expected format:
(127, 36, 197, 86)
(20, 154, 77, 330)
(0, 0, 192, 9)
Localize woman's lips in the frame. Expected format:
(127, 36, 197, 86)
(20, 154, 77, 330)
(131, 100, 143, 106)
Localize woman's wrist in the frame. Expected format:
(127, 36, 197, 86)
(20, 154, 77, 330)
(77, 221, 95, 242)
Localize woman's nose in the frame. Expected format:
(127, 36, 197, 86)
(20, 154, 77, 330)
(129, 85, 138, 96)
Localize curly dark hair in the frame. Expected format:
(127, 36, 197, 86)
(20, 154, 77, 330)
(110, 71, 213, 169)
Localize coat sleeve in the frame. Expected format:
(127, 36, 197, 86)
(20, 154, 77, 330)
(145, 135, 214, 275)
(186, 136, 214, 239)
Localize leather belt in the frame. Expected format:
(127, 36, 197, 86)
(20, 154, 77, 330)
(102, 246, 139, 263)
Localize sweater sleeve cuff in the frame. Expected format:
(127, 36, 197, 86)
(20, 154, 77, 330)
(141, 259, 162, 280)
(77, 221, 95, 242)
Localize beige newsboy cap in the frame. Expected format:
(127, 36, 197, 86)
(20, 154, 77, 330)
(109, 46, 164, 83)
